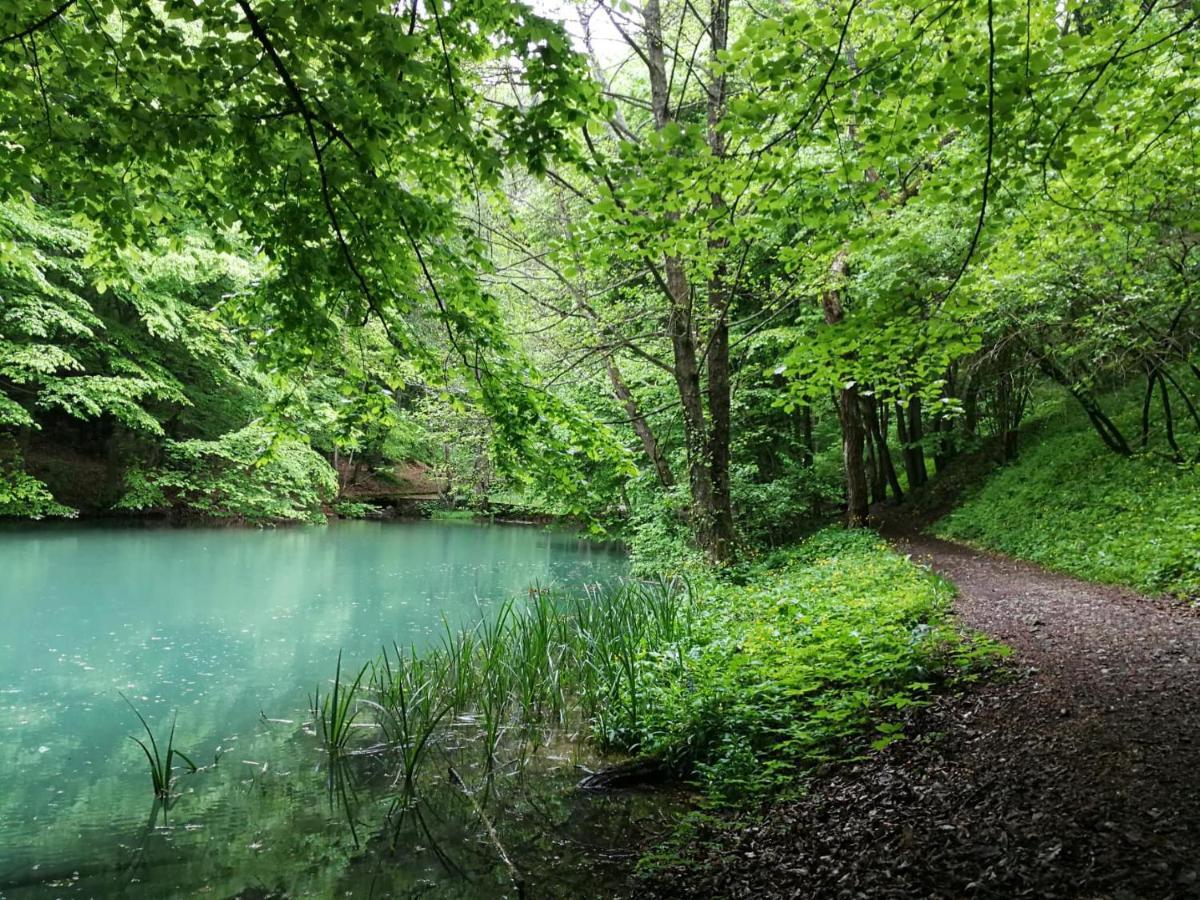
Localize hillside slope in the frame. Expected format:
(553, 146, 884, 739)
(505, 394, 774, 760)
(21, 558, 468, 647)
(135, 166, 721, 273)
(934, 390, 1200, 599)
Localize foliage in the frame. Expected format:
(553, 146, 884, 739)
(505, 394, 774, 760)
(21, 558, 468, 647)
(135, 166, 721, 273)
(625, 529, 1000, 796)
(320, 529, 997, 800)
(0, 201, 261, 433)
(0, 447, 74, 519)
(937, 390, 1200, 599)
(312, 652, 370, 758)
(331, 500, 381, 520)
(0, 198, 452, 521)
(5, 0, 1197, 546)
(117, 426, 338, 524)
(0, 0, 629, 520)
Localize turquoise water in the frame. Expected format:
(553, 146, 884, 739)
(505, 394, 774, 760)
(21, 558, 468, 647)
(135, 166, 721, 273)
(0, 520, 648, 898)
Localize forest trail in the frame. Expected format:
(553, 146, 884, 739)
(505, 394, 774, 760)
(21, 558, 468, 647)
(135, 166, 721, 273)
(644, 534, 1200, 898)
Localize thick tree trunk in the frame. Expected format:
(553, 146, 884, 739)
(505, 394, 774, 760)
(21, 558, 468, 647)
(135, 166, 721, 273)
(837, 387, 869, 526)
(665, 270, 716, 549)
(907, 397, 929, 485)
(702, 0, 735, 563)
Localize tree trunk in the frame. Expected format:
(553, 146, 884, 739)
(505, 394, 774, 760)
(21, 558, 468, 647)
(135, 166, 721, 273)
(822, 249, 868, 527)
(799, 405, 814, 468)
(705, 315, 735, 561)
(1038, 357, 1131, 455)
(605, 357, 675, 489)
(864, 417, 884, 506)
(644, 0, 727, 559)
(863, 395, 903, 503)
(838, 387, 869, 526)
(896, 398, 927, 487)
(702, 0, 735, 562)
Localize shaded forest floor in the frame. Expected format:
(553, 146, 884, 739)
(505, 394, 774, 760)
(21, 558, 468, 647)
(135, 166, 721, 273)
(638, 532, 1200, 899)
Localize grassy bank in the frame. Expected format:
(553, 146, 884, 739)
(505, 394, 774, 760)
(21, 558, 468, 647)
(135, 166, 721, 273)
(935, 388, 1200, 599)
(326, 528, 996, 806)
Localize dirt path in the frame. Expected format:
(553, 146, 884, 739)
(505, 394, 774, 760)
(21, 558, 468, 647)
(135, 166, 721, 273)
(641, 534, 1200, 899)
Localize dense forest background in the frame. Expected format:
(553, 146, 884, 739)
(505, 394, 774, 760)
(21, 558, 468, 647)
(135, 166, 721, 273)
(1, 0, 1197, 571)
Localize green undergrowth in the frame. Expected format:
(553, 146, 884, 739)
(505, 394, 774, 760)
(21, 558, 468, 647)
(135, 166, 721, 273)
(328, 528, 1001, 807)
(427, 507, 481, 521)
(936, 389, 1200, 598)
(634, 528, 1000, 798)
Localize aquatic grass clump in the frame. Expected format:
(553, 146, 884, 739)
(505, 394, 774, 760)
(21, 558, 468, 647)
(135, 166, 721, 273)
(311, 651, 369, 757)
(320, 576, 693, 799)
(366, 644, 453, 802)
(316, 531, 987, 802)
(121, 693, 197, 800)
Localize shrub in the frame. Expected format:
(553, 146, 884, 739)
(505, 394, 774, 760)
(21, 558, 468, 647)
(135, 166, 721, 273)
(117, 425, 337, 523)
(622, 528, 993, 796)
(0, 455, 75, 519)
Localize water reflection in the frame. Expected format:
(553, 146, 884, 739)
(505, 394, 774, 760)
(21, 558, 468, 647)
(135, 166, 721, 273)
(0, 520, 640, 898)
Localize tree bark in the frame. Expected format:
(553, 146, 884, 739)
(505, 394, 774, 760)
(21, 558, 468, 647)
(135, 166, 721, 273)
(605, 357, 675, 489)
(644, 0, 729, 560)
(799, 405, 815, 468)
(822, 249, 869, 527)
(907, 397, 929, 485)
(1038, 357, 1131, 455)
(702, 0, 735, 562)
(864, 416, 884, 505)
(863, 395, 903, 503)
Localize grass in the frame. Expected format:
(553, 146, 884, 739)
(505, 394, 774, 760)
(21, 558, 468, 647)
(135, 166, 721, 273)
(936, 385, 1200, 598)
(314, 529, 995, 804)
(121, 693, 197, 799)
(311, 652, 370, 757)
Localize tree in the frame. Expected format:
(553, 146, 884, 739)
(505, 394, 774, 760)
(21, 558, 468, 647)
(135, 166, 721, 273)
(0, 0, 627, 513)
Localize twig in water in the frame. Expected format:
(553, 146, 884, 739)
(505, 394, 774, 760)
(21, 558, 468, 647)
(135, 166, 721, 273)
(448, 765, 526, 899)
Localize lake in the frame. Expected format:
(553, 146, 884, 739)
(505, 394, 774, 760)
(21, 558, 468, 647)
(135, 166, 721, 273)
(0, 520, 671, 898)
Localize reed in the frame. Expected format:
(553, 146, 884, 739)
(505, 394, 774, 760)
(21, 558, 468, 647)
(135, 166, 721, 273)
(120, 693, 197, 800)
(319, 575, 693, 808)
(311, 651, 369, 757)
(368, 643, 452, 802)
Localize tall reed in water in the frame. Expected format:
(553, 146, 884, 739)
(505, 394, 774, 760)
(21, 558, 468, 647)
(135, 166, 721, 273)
(367, 643, 452, 802)
(120, 693, 198, 799)
(320, 576, 693, 799)
(311, 651, 369, 757)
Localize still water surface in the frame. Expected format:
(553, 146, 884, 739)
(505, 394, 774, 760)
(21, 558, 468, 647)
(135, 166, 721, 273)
(0, 520, 648, 898)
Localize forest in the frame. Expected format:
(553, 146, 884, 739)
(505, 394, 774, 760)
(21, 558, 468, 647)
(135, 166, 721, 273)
(0, 0, 1198, 898)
